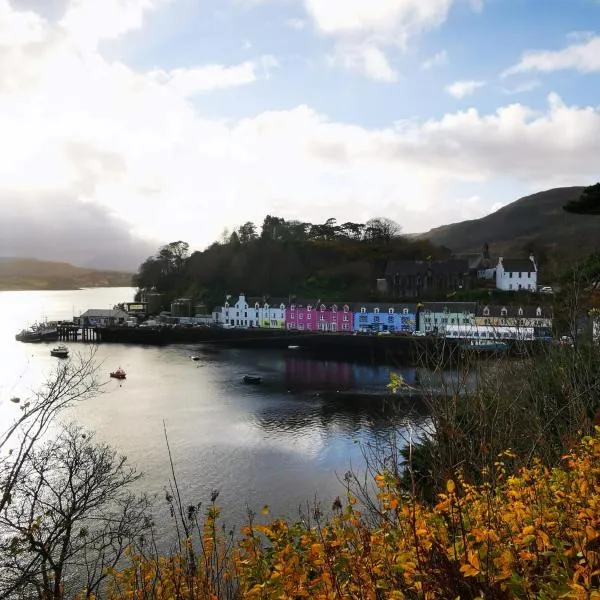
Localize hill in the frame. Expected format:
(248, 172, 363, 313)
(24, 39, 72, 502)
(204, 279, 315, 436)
(0, 258, 133, 291)
(418, 186, 600, 260)
(133, 219, 448, 310)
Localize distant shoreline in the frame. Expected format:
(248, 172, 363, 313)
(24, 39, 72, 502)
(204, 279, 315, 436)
(0, 284, 133, 292)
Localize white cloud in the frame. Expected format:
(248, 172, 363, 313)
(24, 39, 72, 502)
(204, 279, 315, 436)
(149, 56, 278, 96)
(300, 0, 475, 80)
(501, 79, 541, 95)
(503, 35, 600, 76)
(421, 49, 448, 69)
(328, 43, 398, 82)
(2, 1, 600, 254)
(285, 18, 306, 30)
(60, 0, 167, 49)
(445, 79, 486, 98)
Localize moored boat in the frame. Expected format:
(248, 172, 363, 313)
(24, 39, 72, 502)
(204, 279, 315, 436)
(243, 375, 262, 385)
(50, 345, 69, 358)
(110, 367, 127, 380)
(16, 322, 59, 343)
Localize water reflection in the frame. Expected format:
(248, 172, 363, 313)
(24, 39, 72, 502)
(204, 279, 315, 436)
(0, 289, 471, 540)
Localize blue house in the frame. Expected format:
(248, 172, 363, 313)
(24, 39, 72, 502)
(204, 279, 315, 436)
(353, 303, 417, 333)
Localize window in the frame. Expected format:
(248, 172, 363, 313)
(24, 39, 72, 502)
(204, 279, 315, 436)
(343, 323, 349, 331)
(388, 315, 394, 324)
(483, 307, 490, 316)
(332, 305, 337, 312)
(307, 312, 312, 319)
(343, 314, 349, 321)
(403, 308, 409, 315)
(360, 307, 366, 314)
(374, 308, 380, 314)
(255, 303, 259, 309)
(536, 307, 542, 317)
(374, 316, 380, 323)
(298, 324, 305, 331)
(320, 314, 325, 321)
(501, 308, 507, 316)
(320, 304, 326, 311)
(280, 304, 285, 310)
(518, 308, 523, 316)
(343, 305, 349, 312)
(388, 308, 394, 314)
(509, 284, 513, 290)
(225, 302, 229, 308)
(307, 306, 312, 312)
(299, 313, 303, 319)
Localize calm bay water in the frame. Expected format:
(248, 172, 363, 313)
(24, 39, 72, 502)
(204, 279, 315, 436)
(0, 287, 441, 542)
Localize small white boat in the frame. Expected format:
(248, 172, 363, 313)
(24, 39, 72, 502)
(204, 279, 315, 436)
(50, 346, 69, 358)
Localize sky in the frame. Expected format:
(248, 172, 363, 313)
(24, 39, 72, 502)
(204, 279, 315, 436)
(1, 0, 600, 269)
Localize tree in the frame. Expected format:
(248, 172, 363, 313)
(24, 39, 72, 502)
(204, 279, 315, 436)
(0, 424, 150, 600)
(260, 215, 285, 241)
(364, 217, 402, 243)
(0, 352, 100, 515)
(237, 222, 257, 244)
(563, 183, 600, 215)
(340, 222, 365, 240)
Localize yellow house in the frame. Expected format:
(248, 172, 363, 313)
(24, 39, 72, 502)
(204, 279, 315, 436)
(475, 305, 553, 330)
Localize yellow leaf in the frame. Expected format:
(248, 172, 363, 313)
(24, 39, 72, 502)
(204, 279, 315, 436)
(260, 505, 270, 515)
(446, 479, 456, 494)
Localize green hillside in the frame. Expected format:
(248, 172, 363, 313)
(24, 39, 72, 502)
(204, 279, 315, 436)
(0, 258, 133, 291)
(418, 186, 600, 260)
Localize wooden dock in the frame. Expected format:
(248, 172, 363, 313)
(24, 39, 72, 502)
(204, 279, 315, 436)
(57, 325, 99, 342)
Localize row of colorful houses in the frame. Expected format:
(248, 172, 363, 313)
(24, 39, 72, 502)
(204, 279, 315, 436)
(211, 294, 553, 335)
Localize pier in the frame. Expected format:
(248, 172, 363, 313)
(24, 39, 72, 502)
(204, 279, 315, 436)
(57, 324, 99, 342)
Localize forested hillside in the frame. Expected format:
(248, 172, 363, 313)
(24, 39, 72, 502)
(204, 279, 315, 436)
(133, 216, 449, 309)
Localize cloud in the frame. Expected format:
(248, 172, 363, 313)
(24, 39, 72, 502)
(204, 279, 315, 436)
(148, 56, 278, 96)
(3, 0, 600, 258)
(421, 49, 448, 69)
(284, 18, 306, 30)
(300, 0, 474, 79)
(503, 35, 600, 76)
(445, 79, 486, 98)
(60, 0, 167, 49)
(501, 79, 541, 95)
(327, 43, 399, 82)
(0, 191, 157, 270)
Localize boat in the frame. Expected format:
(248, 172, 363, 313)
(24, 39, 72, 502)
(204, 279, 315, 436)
(459, 339, 509, 353)
(110, 367, 127, 380)
(50, 345, 69, 358)
(15, 322, 59, 343)
(287, 345, 300, 350)
(243, 375, 262, 385)
(191, 356, 201, 361)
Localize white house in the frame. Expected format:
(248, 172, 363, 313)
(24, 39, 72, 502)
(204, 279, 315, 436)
(213, 294, 286, 328)
(495, 256, 537, 292)
(252, 298, 286, 329)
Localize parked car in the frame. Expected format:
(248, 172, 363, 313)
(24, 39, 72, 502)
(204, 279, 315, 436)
(412, 331, 426, 337)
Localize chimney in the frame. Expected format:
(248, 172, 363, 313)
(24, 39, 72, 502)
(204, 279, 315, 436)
(529, 254, 537, 270)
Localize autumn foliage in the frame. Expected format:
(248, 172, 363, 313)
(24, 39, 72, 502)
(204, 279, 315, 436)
(105, 429, 600, 600)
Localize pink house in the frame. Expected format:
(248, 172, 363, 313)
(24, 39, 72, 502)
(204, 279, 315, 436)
(285, 301, 352, 333)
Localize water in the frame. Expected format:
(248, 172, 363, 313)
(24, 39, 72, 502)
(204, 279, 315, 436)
(0, 287, 443, 543)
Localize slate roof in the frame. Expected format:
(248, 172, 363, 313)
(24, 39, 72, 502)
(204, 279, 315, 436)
(351, 302, 419, 313)
(79, 309, 129, 318)
(499, 258, 536, 272)
(477, 305, 553, 318)
(385, 258, 469, 276)
(420, 302, 477, 313)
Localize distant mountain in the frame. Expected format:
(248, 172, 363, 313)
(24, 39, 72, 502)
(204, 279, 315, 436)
(418, 187, 600, 259)
(0, 258, 133, 291)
